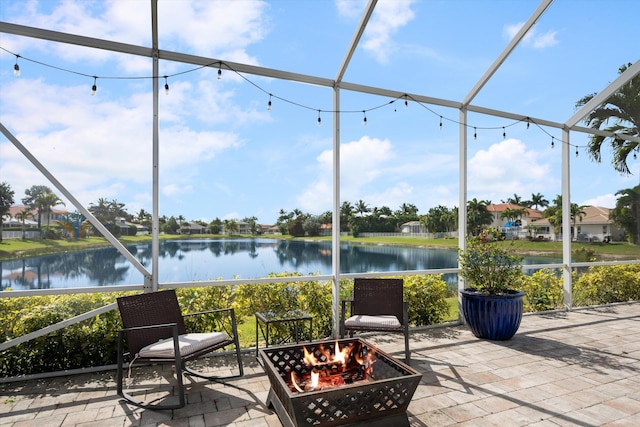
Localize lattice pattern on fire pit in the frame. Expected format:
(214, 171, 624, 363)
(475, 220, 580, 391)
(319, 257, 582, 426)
(260, 338, 420, 427)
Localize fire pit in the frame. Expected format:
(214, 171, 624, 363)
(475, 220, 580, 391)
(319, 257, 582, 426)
(259, 338, 420, 427)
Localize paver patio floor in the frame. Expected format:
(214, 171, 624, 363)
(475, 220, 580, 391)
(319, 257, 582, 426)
(1, 302, 639, 426)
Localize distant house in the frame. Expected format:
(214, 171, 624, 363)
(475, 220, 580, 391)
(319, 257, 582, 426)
(486, 203, 543, 239)
(258, 224, 274, 234)
(3, 205, 39, 228)
(180, 222, 207, 234)
(401, 221, 425, 234)
(4, 205, 67, 227)
(237, 221, 250, 234)
(531, 206, 624, 242)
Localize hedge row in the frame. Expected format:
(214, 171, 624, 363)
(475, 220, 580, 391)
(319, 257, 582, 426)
(0, 273, 449, 377)
(2, 265, 639, 377)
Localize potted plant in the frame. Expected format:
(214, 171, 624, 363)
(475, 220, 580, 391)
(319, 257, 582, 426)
(458, 235, 526, 340)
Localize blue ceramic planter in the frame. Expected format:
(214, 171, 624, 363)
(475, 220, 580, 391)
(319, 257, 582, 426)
(460, 289, 524, 340)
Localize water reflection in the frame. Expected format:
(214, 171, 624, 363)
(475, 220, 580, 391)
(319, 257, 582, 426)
(1, 238, 561, 291)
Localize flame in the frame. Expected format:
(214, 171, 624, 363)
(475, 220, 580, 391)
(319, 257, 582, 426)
(291, 340, 377, 392)
(291, 372, 304, 393)
(303, 346, 318, 365)
(333, 340, 351, 365)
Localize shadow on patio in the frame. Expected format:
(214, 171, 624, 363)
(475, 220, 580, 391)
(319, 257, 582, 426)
(2, 302, 639, 426)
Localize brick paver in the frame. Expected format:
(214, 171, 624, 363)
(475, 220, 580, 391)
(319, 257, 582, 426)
(1, 302, 639, 426)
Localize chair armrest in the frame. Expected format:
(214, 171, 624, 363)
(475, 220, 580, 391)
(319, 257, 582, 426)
(183, 307, 234, 318)
(183, 307, 239, 338)
(120, 322, 178, 333)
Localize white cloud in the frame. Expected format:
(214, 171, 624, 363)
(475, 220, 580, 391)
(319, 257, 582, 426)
(504, 22, 558, 49)
(298, 136, 395, 213)
(158, 0, 269, 59)
(582, 194, 616, 209)
(362, 0, 416, 63)
(162, 183, 192, 198)
(468, 139, 554, 201)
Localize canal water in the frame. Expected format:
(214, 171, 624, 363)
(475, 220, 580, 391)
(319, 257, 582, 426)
(1, 238, 560, 290)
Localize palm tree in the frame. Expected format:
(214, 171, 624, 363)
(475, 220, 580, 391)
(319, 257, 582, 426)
(528, 193, 549, 210)
(502, 193, 523, 205)
(467, 198, 493, 236)
(500, 207, 528, 223)
(355, 200, 370, 217)
(576, 63, 640, 175)
(22, 185, 53, 228)
(40, 192, 66, 226)
(610, 185, 640, 244)
(14, 207, 33, 240)
(570, 204, 587, 239)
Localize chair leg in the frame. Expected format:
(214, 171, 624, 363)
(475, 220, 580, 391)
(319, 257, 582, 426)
(404, 329, 410, 363)
(183, 310, 244, 380)
(116, 331, 125, 397)
(117, 327, 186, 410)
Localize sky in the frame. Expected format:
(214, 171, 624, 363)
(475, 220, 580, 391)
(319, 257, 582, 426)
(1, 0, 639, 225)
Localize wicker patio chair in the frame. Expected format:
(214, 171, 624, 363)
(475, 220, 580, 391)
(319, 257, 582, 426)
(340, 278, 410, 362)
(116, 289, 244, 409)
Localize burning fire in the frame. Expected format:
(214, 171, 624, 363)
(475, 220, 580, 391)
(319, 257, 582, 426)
(290, 340, 376, 392)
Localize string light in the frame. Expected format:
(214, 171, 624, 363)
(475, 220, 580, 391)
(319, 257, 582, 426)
(502, 127, 506, 139)
(576, 147, 579, 157)
(13, 54, 20, 76)
(3, 46, 585, 150)
(164, 76, 169, 95)
(473, 127, 477, 140)
(363, 111, 367, 126)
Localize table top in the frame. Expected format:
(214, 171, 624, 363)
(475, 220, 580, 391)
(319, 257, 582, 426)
(256, 309, 312, 322)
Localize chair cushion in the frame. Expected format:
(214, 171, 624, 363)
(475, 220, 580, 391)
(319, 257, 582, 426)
(344, 315, 401, 330)
(138, 332, 229, 358)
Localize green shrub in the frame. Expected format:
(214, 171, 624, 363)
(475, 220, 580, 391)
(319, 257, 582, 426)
(0, 293, 125, 377)
(574, 264, 640, 305)
(2, 265, 638, 377)
(520, 269, 564, 312)
(403, 274, 449, 326)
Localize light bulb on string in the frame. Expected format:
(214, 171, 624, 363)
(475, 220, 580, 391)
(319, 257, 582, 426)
(217, 65, 222, 80)
(404, 95, 408, 109)
(363, 111, 367, 126)
(551, 137, 555, 148)
(91, 76, 97, 96)
(317, 110, 321, 126)
(502, 127, 506, 139)
(13, 55, 20, 76)
(526, 118, 530, 129)
(267, 94, 272, 110)
(439, 116, 443, 131)
(575, 147, 579, 157)
(164, 76, 169, 95)
(634, 151, 637, 160)
(473, 127, 477, 140)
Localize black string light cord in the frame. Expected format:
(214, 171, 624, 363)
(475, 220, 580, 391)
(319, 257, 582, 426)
(4, 45, 630, 157)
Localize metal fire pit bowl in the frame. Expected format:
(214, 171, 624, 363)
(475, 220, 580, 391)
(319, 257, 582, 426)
(259, 338, 420, 427)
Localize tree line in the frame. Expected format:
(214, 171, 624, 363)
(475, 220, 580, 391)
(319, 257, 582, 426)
(1, 183, 639, 244)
